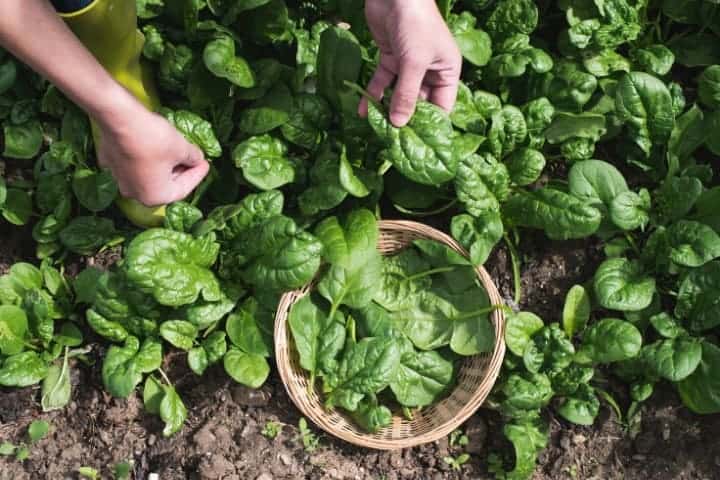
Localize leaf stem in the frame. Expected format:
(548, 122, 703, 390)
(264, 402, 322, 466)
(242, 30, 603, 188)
(455, 304, 505, 321)
(624, 232, 641, 257)
(23, 341, 41, 352)
(158, 368, 172, 387)
(405, 266, 457, 282)
(503, 234, 522, 305)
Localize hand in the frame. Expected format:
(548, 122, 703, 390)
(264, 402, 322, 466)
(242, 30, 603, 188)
(96, 100, 209, 207)
(360, 0, 462, 127)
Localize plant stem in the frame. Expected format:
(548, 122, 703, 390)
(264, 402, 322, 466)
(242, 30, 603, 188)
(455, 304, 504, 321)
(503, 234, 522, 305)
(23, 341, 41, 352)
(158, 368, 172, 386)
(405, 266, 457, 282)
(624, 232, 641, 257)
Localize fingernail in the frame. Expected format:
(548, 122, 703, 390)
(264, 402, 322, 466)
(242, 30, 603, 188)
(390, 113, 409, 127)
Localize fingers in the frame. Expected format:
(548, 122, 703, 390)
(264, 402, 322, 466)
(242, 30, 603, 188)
(359, 64, 395, 117)
(429, 82, 460, 114)
(170, 145, 209, 202)
(390, 58, 427, 127)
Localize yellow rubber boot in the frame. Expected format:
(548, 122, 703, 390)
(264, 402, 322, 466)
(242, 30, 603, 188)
(61, 0, 166, 228)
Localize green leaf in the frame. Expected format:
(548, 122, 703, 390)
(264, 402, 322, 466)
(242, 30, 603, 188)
(505, 148, 546, 186)
(350, 396, 392, 433)
(41, 353, 71, 412)
(0, 351, 48, 387)
(326, 337, 401, 412)
(450, 212, 503, 266)
(102, 337, 162, 398)
(28, 419, 49, 443)
(163, 109, 220, 158)
(505, 311, 544, 357)
(143, 375, 165, 415)
(315, 210, 382, 310)
(59, 216, 116, 255)
(577, 318, 642, 364)
(288, 295, 346, 378)
(522, 324, 575, 373)
(3, 120, 43, 159)
(505, 188, 602, 240)
(642, 338, 702, 382)
(159, 385, 187, 437)
(449, 12, 492, 66)
(502, 371, 553, 410)
(226, 298, 272, 357)
(233, 134, 295, 190)
(699, 65, 720, 109)
(0, 442, 15, 456)
(544, 112, 606, 144)
(124, 228, 221, 307)
(678, 341, 720, 414)
(223, 348, 270, 388)
(237, 83, 293, 135)
(615, 71, 674, 153)
(281, 93, 332, 150)
(390, 349, 455, 407)
(568, 159, 629, 209)
(232, 215, 322, 291)
(164, 202, 203, 233)
(631, 45, 675, 76)
(0, 305, 28, 355)
(676, 261, 720, 331)
(556, 384, 599, 426)
(562, 285, 590, 338)
(2, 188, 32, 226)
(454, 153, 509, 217)
(338, 148, 371, 198)
(316, 27, 363, 110)
(501, 419, 548, 480)
(73, 267, 104, 305)
(72, 169, 118, 212)
(666, 220, 720, 268)
(655, 176, 704, 224)
(593, 258, 656, 311)
(609, 189, 651, 231)
(203, 35, 254, 88)
(159, 320, 198, 351)
(369, 101, 458, 186)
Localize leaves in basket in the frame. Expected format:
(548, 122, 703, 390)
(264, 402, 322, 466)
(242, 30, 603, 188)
(287, 212, 497, 433)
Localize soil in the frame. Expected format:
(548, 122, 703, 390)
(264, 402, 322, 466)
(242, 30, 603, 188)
(2, 223, 720, 480)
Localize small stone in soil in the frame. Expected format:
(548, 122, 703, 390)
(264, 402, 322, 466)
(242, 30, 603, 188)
(255, 474, 273, 480)
(572, 434, 587, 445)
(232, 385, 271, 407)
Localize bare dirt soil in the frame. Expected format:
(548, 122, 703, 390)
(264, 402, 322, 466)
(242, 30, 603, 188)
(2, 225, 720, 480)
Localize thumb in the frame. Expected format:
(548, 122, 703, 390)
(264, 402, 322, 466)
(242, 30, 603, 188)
(171, 146, 210, 201)
(390, 58, 427, 127)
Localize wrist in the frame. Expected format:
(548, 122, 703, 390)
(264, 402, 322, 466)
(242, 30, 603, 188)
(91, 82, 147, 134)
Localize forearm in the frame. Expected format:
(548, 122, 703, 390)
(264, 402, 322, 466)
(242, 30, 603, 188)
(0, 0, 138, 127)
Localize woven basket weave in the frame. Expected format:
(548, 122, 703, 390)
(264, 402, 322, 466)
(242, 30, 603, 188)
(274, 220, 506, 450)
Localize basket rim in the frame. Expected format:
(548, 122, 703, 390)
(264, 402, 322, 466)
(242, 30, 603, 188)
(274, 219, 507, 450)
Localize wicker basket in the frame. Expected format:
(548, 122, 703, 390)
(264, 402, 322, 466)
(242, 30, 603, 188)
(274, 220, 506, 450)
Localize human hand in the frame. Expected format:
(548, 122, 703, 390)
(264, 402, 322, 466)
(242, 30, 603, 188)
(360, 0, 462, 127)
(96, 100, 209, 208)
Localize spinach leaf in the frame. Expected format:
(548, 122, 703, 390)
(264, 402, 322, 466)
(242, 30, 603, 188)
(233, 135, 295, 190)
(390, 349, 455, 407)
(505, 188, 602, 240)
(368, 101, 458, 186)
(593, 258, 656, 311)
(124, 229, 221, 307)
